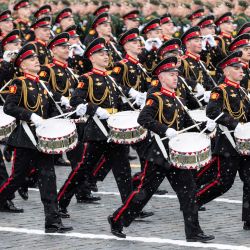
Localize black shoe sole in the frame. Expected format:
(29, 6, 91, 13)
(186, 237, 215, 243)
(45, 227, 73, 233)
(137, 212, 154, 219)
(0, 209, 24, 213)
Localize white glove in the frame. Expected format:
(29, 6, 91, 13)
(145, 38, 163, 51)
(204, 91, 211, 103)
(76, 103, 87, 116)
(30, 113, 44, 127)
(235, 123, 244, 134)
(60, 96, 71, 109)
(206, 34, 216, 47)
(206, 118, 216, 132)
(145, 39, 154, 51)
(70, 44, 85, 56)
(135, 92, 147, 107)
(129, 88, 140, 99)
(201, 38, 207, 51)
(165, 128, 178, 139)
(96, 107, 110, 120)
(195, 83, 205, 98)
(151, 38, 162, 49)
(3, 50, 18, 62)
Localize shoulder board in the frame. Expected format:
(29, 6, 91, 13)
(82, 72, 93, 78)
(17, 76, 25, 80)
(47, 63, 55, 67)
(219, 84, 227, 89)
(151, 79, 159, 87)
(106, 70, 112, 75)
(153, 92, 162, 96)
(89, 29, 96, 35)
(119, 59, 128, 64)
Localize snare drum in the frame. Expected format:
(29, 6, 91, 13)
(0, 106, 16, 140)
(189, 109, 207, 122)
(234, 122, 250, 155)
(107, 111, 147, 144)
(36, 119, 78, 154)
(169, 132, 211, 170)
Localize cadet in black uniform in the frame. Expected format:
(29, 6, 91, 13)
(33, 4, 52, 20)
(57, 37, 145, 214)
(108, 57, 215, 242)
(197, 51, 250, 231)
(228, 33, 250, 91)
(0, 10, 14, 42)
(30, 16, 53, 65)
(1, 43, 73, 233)
(215, 12, 235, 57)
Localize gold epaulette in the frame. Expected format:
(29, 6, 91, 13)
(151, 79, 159, 87)
(219, 83, 227, 89)
(119, 59, 128, 64)
(17, 76, 26, 80)
(153, 91, 162, 96)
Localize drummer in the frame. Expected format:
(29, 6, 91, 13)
(1, 42, 73, 233)
(108, 56, 215, 242)
(197, 51, 250, 231)
(57, 37, 146, 216)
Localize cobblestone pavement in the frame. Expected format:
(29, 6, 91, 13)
(0, 152, 250, 250)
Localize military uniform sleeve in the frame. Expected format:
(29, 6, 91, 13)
(206, 86, 238, 130)
(70, 74, 97, 116)
(137, 94, 168, 137)
(4, 79, 33, 121)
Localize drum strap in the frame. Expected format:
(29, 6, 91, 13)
(153, 132, 169, 161)
(219, 124, 236, 148)
(21, 121, 37, 147)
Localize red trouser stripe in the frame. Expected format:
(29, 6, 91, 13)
(114, 160, 149, 222)
(196, 157, 221, 197)
(57, 143, 88, 201)
(93, 156, 106, 177)
(196, 157, 217, 178)
(0, 148, 17, 193)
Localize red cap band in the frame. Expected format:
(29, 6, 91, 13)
(36, 8, 50, 17)
(33, 20, 50, 29)
(183, 31, 201, 44)
(15, 1, 29, 10)
(0, 14, 10, 22)
(199, 20, 214, 28)
(161, 17, 171, 24)
(49, 38, 68, 49)
(93, 16, 109, 28)
(121, 33, 138, 45)
(221, 57, 241, 69)
(160, 44, 179, 56)
(144, 23, 160, 33)
(58, 11, 71, 23)
(216, 16, 233, 25)
(190, 12, 203, 20)
(124, 13, 138, 20)
(16, 50, 34, 66)
(230, 39, 250, 51)
(155, 63, 176, 75)
(2, 34, 19, 46)
(86, 43, 105, 57)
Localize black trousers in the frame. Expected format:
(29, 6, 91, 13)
(58, 141, 132, 208)
(112, 161, 202, 238)
(196, 155, 250, 222)
(0, 148, 61, 226)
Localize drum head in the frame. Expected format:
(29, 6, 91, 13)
(36, 119, 76, 138)
(169, 132, 210, 153)
(0, 106, 16, 126)
(234, 122, 250, 139)
(107, 111, 141, 130)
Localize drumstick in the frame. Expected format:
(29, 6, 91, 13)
(161, 122, 203, 141)
(199, 112, 224, 135)
(222, 130, 234, 134)
(48, 111, 76, 120)
(0, 79, 12, 93)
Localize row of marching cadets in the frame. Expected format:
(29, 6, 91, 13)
(0, 0, 249, 243)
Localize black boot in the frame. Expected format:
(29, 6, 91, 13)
(59, 207, 70, 218)
(108, 215, 126, 238)
(45, 222, 73, 233)
(18, 187, 29, 200)
(0, 200, 24, 213)
(186, 233, 215, 242)
(77, 194, 101, 203)
(243, 221, 250, 230)
(137, 211, 154, 219)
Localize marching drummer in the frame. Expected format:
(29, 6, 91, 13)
(197, 50, 250, 231)
(1, 42, 73, 233)
(57, 37, 146, 216)
(108, 56, 215, 242)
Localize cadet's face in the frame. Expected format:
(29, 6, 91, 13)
(186, 37, 202, 53)
(0, 20, 13, 34)
(61, 17, 75, 31)
(240, 46, 250, 62)
(161, 22, 175, 35)
(201, 26, 216, 36)
(90, 50, 109, 68)
(5, 41, 22, 51)
(69, 36, 80, 45)
(96, 22, 111, 37)
(21, 56, 40, 74)
(52, 45, 70, 60)
(124, 19, 140, 29)
(35, 27, 51, 42)
(224, 65, 244, 82)
(220, 21, 235, 34)
(147, 29, 162, 39)
(17, 6, 31, 18)
(124, 40, 142, 55)
(159, 71, 178, 90)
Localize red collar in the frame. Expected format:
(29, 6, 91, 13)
(92, 68, 107, 76)
(53, 58, 68, 68)
(24, 73, 39, 82)
(225, 78, 240, 88)
(185, 51, 200, 61)
(241, 61, 249, 69)
(160, 87, 176, 97)
(35, 38, 46, 46)
(125, 54, 139, 64)
(220, 32, 232, 39)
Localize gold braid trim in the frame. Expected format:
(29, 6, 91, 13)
(183, 59, 203, 83)
(87, 75, 110, 105)
(144, 59, 157, 72)
(21, 79, 41, 112)
(221, 88, 245, 119)
(155, 95, 178, 127)
(120, 62, 141, 90)
(48, 67, 69, 95)
(217, 36, 227, 56)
